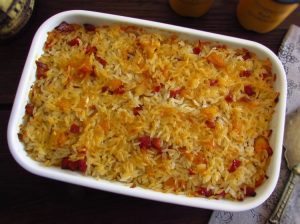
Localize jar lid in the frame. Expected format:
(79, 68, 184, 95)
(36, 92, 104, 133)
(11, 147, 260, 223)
(0, 0, 35, 39)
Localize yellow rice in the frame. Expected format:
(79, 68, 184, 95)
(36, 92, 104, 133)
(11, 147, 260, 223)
(19, 22, 278, 200)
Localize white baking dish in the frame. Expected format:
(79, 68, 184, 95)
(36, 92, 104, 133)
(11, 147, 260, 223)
(7, 10, 287, 211)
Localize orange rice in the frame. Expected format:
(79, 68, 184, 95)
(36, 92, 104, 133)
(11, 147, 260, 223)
(19, 22, 278, 200)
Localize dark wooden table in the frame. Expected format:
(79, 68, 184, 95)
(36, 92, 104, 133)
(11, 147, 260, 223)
(1, 1, 299, 223)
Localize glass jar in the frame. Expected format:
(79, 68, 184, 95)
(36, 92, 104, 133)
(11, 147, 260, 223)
(237, 0, 299, 33)
(169, 0, 214, 17)
(0, 0, 35, 39)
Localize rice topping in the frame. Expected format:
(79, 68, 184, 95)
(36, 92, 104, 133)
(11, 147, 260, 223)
(19, 22, 278, 200)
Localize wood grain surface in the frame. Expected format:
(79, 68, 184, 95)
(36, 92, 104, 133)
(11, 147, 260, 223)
(1, 1, 299, 223)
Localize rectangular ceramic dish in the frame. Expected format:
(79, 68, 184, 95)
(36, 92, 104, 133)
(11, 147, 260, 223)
(7, 10, 287, 211)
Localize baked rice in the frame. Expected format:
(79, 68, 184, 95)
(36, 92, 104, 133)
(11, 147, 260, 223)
(18, 22, 279, 200)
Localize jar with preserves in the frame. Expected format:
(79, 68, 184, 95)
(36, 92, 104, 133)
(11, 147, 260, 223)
(237, 0, 299, 33)
(169, 0, 214, 17)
